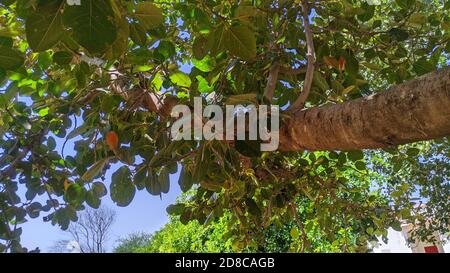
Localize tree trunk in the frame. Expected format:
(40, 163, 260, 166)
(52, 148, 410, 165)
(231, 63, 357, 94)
(278, 67, 450, 151)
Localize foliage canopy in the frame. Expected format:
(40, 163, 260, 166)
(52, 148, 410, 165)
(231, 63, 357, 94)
(0, 0, 449, 252)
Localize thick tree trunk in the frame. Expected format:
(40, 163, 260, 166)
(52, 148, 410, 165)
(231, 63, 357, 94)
(279, 67, 450, 151)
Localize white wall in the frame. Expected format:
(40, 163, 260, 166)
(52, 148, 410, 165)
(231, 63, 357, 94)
(372, 226, 449, 253)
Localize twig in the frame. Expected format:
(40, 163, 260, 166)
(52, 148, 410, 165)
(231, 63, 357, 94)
(279, 65, 307, 75)
(287, 0, 316, 112)
(290, 203, 309, 253)
(263, 62, 280, 102)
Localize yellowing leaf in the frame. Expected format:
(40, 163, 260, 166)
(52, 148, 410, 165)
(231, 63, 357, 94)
(226, 93, 258, 105)
(342, 85, 357, 95)
(81, 157, 110, 181)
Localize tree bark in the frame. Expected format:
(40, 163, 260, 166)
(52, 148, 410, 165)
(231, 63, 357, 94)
(278, 67, 450, 151)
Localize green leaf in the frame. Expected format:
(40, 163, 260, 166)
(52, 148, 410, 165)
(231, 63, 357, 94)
(413, 58, 435, 75)
(81, 157, 109, 181)
(395, 0, 415, 9)
(290, 227, 300, 239)
(64, 183, 85, 205)
(312, 71, 329, 91)
(85, 191, 101, 209)
(406, 147, 420, 156)
(389, 28, 409, 42)
(130, 23, 148, 46)
(166, 203, 185, 215)
(47, 136, 56, 150)
(133, 2, 164, 30)
(38, 107, 49, 117)
(246, 198, 261, 217)
(92, 182, 107, 197)
(223, 25, 257, 60)
(25, 0, 64, 52)
(196, 75, 214, 93)
(111, 166, 135, 207)
(391, 221, 403, 232)
(355, 161, 367, 171)
(0, 46, 24, 70)
(105, 17, 130, 60)
(145, 170, 160, 196)
(178, 166, 193, 192)
(154, 40, 176, 61)
(170, 72, 191, 87)
(192, 36, 209, 60)
(348, 151, 364, 161)
(63, 0, 117, 53)
(192, 55, 215, 72)
(158, 167, 170, 194)
(53, 51, 73, 65)
(0, 36, 13, 47)
(357, 3, 375, 22)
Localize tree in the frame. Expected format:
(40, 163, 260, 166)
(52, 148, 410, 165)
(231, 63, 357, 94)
(0, 0, 449, 252)
(113, 232, 152, 253)
(50, 206, 116, 253)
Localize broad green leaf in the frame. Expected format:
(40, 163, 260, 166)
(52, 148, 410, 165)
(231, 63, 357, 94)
(313, 71, 329, 91)
(0, 36, 13, 47)
(63, 0, 117, 53)
(92, 182, 107, 197)
(413, 58, 435, 75)
(166, 203, 185, 215)
(178, 166, 193, 192)
(348, 151, 364, 161)
(192, 36, 209, 60)
(406, 147, 420, 156)
(223, 25, 257, 60)
(192, 56, 215, 72)
(0, 46, 24, 70)
(106, 17, 130, 60)
(111, 166, 135, 207)
(133, 2, 164, 30)
(85, 191, 101, 209)
(53, 51, 73, 65)
(145, 170, 160, 196)
(158, 167, 170, 194)
(170, 72, 191, 87)
(25, 0, 64, 52)
(196, 75, 214, 93)
(130, 23, 147, 46)
(64, 183, 85, 205)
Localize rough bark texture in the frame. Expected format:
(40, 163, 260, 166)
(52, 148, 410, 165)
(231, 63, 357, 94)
(279, 67, 450, 151)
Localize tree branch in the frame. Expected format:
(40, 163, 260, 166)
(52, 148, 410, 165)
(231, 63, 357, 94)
(290, 203, 309, 253)
(279, 67, 450, 151)
(287, 0, 316, 112)
(263, 62, 280, 102)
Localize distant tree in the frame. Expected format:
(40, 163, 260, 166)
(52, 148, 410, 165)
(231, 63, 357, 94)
(113, 232, 151, 253)
(50, 206, 116, 253)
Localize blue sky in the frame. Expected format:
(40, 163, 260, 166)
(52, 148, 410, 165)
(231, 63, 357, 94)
(20, 174, 181, 252)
